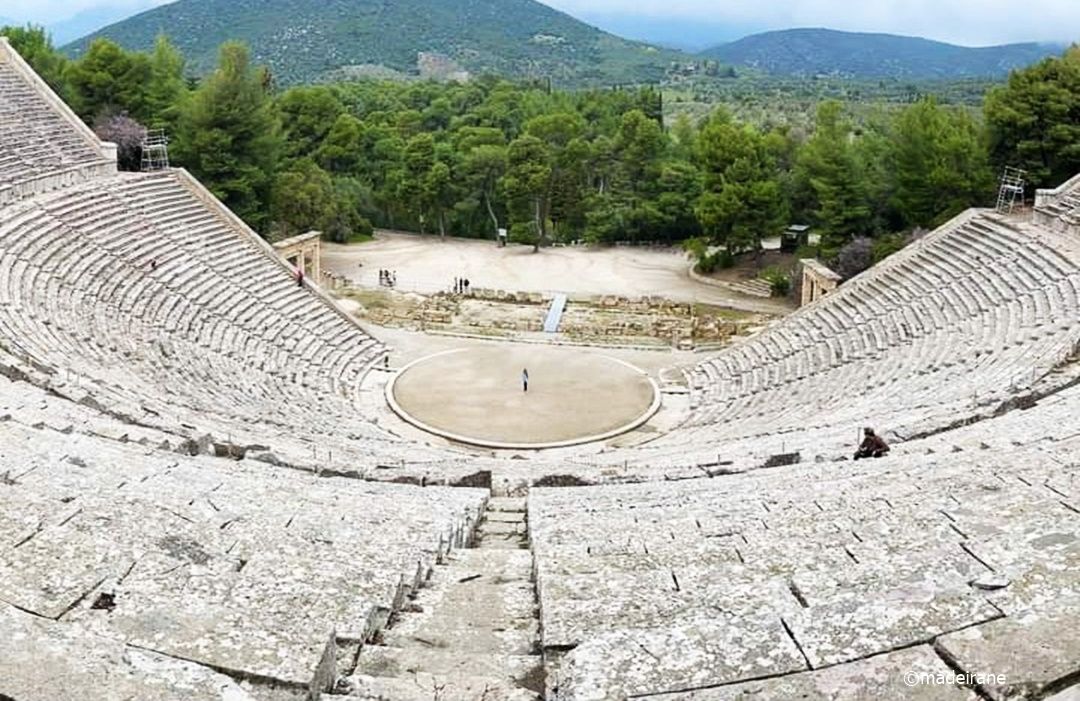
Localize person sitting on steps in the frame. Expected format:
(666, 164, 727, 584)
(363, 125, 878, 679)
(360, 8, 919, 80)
(854, 427, 890, 460)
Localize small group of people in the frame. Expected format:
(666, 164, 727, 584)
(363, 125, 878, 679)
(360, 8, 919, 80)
(853, 427, 890, 460)
(379, 269, 397, 287)
(452, 276, 471, 295)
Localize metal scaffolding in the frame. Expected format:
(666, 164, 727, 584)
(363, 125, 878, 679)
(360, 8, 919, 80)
(140, 128, 170, 172)
(995, 166, 1026, 214)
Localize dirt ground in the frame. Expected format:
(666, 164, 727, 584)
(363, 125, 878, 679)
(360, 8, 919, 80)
(389, 346, 657, 447)
(322, 231, 794, 315)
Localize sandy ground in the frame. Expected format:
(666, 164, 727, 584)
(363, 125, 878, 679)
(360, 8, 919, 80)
(390, 345, 657, 446)
(322, 231, 793, 314)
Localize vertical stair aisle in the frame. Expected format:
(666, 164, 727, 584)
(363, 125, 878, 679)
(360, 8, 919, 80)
(332, 496, 544, 700)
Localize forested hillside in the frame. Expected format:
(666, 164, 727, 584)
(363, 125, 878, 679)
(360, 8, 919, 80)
(63, 0, 681, 86)
(6, 26, 1079, 291)
(702, 29, 1059, 78)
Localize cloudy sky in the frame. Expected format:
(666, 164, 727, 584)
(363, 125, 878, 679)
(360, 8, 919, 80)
(2, 0, 1077, 47)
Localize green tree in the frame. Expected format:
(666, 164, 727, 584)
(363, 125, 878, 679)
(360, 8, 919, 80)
(271, 158, 336, 238)
(277, 86, 345, 160)
(401, 133, 436, 230)
(985, 47, 1080, 187)
(144, 35, 188, 131)
(501, 135, 552, 251)
(796, 101, 874, 254)
(891, 98, 993, 227)
(174, 42, 282, 233)
(67, 38, 150, 120)
(317, 113, 365, 174)
(524, 113, 588, 242)
(271, 160, 373, 243)
(425, 161, 455, 237)
(695, 110, 786, 255)
(457, 127, 509, 236)
(0, 25, 69, 95)
(590, 109, 668, 243)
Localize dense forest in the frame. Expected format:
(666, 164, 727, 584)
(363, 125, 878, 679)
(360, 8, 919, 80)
(5, 26, 1080, 285)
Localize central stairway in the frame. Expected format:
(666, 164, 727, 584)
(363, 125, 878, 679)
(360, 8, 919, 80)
(334, 497, 544, 700)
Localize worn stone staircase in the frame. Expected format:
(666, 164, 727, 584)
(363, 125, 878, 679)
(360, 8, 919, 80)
(727, 278, 774, 298)
(332, 497, 543, 700)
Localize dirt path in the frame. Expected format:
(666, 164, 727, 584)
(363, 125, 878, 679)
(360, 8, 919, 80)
(322, 231, 794, 315)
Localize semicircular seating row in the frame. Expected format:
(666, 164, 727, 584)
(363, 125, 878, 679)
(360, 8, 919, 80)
(0, 52, 111, 199)
(1, 46, 498, 698)
(0, 417, 488, 695)
(580, 212, 1080, 472)
(531, 381, 1080, 698)
(0, 170, 468, 469)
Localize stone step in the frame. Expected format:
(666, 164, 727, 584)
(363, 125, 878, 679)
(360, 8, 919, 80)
(479, 520, 527, 536)
(384, 620, 538, 655)
(729, 278, 774, 298)
(356, 646, 544, 692)
(487, 497, 527, 513)
(440, 547, 533, 572)
(485, 510, 527, 524)
(478, 535, 529, 550)
(407, 576, 537, 619)
(333, 672, 541, 701)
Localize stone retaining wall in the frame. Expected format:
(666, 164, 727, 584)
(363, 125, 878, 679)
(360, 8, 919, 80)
(346, 286, 763, 347)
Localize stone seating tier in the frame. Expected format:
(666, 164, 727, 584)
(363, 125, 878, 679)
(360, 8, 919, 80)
(0, 44, 114, 203)
(0, 420, 487, 695)
(530, 431, 1080, 699)
(592, 213, 1080, 469)
(0, 172, 412, 465)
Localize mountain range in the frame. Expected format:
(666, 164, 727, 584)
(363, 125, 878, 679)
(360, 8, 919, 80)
(63, 0, 680, 86)
(701, 28, 1062, 79)
(58, 1, 1065, 85)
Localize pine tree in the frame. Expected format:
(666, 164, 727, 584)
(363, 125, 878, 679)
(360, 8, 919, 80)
(174, 42, 282, 233)
(985, 47, 1080, 187)
(797, 101, 874, 254)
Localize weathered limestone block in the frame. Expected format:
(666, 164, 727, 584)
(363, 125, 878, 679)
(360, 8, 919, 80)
(786, 588, 1002, 668)
(84, 554, 339, 686)
(537, 561, 801, 649)
(557, 615, 807, 700)
(0, 602, 256, 700)
(0, 495, 214, 619)
(936, 596, 1080, 701)
(646, 645, 974, 700)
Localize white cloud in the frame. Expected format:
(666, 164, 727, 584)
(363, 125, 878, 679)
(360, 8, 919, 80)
(2, 0, 172, 23)
(544, 0, 1079, 45)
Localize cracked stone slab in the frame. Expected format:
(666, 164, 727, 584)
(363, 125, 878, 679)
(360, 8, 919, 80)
(789, 545, 982, 609)
(537, 564, 801, 649)
(645, 645, 975, 700)
(936, 597, 1080, 701)
(785, 587, 1002, 668)
(556, 615, 807, 700)
(357, 645, 542, 687)
(76, 552, 345, 686)
(0, 602, 256, 700)
(537, 541, 743, 575)
(335, 672, 540, 700)
(0, 494, 216, 618)
(966, 532, 1080, 615)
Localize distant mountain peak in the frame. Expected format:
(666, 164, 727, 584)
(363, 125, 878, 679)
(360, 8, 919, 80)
(701, 27, 1059, 79)
(63, 0, 683, 86)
